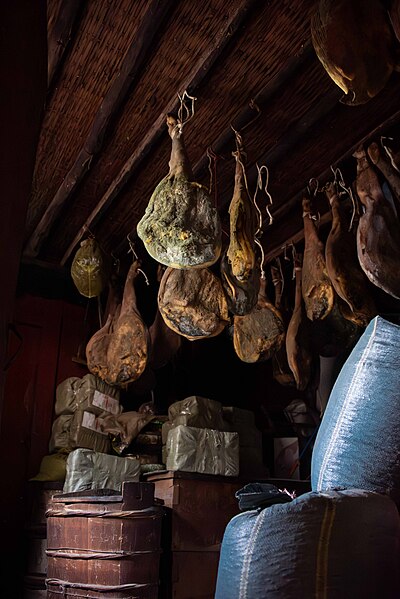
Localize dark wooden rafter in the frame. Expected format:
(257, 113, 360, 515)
(47, 0, 86, 89)
(24, 0, 174, 259)
(191, 43, 315, 179)
(262, 106, 400, 263)
(60, 0, 260, 266)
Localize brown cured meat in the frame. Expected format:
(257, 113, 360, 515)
(302, 194, 335, 321)
(271, 262, 295, 386)
(86, 260, 149, 386)
(390, 0, 400, 42)
(148, 265, 181, 369)
(220, 250, 260, 316)
(354, 146, 400, 299)
(311, 0, 397, 105)
(286, 256, 313, 391)
(226, 148, 258, 282)
(233, 274, 285, 364)
(325, 181, 376, 328)
(311, 295, 362, 358)
(367, 141, 400, 215)
(157, 267, 229, 341)
(137, 115, 221, 269)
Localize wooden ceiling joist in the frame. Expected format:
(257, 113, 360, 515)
(60, 0, 259, 266)
(47, 0, 85, 89)
(24, 0, 174, 259)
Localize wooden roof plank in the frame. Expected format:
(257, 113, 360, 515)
(24, 0, 174, 258)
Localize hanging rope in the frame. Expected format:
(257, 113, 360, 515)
(380, 136, 400, 174)
(207, 146, 219, 206)
(177, 90, 197, 131)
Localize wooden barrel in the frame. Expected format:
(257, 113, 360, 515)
(45, 482, 163, 599)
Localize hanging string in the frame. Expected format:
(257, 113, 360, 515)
(207, 146, 219, 206)
(380, 136, 400, 174)
(127, 233, 138, 260)
(291, 243, 297, 280)
(304, 178, 320, 226)
(276, 256, 285, 299)
(137, 268, 150, 286)
(331, 166, 357, 231)
(177, 90, 197, 131)
(97, 295, 103, 329)
(253, 163, 274, 231)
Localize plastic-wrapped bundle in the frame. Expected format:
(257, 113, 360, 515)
(311, 315, 400, 503)
(215, 489, 400, 599)
(55, 374, 120, 416)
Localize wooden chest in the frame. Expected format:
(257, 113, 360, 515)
(146, 471, 244, 599)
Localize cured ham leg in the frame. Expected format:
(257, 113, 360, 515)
(271, 262, 295, 386)
(233, 274, 285, 364)
(325, 180, 376, 327)
(367, 142, 400, 215)
(302, 194, 334, 321)
(158, 267, 229, 341)
(286, 255, 313, 391)
(86, 260, 149, 386)
(354, 146, 400, 299)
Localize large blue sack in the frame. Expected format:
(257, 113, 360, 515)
(214, 489, 400, 599)
(311, 315, 400, 502)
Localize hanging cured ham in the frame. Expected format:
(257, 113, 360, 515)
(325, 180, 376, 328)
(220, 251, 260, 316)
(311, 0, 397, 105)
(157, 267, 229, 341)
(233, 273, 285, 364)
(137, 114, 221, 269)
(354, 145, 400, 299)
(148, 265, 181, 369)
(86, 260, 149, 386)
(226, 141, 259, 283)
(302, 193, 335, 321)
(271, 262, 295, 386)
(367, 141, 400, 215)
(286, 255, 313, 391)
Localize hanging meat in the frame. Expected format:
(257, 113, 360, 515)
(220, 250, 260, 316)
(302, 193, 335, 321)
(71, 237, 110, 298)
(354, 145, 400, 299)
(86, 260, 149, 386)
(271, 261, 296, 386)
(311, 0, 397, 105)
(148, 265, 182, 369)
(233, 273, 285, 364)
(136, 114, 221, 269)
(325, 180, 376, 328)
(389, 0, 400, 42)
(226, 141, 259, 283)
(286, 255, 313, 391)
(157, 267, 229, 341)
(367, 141, 400, 215)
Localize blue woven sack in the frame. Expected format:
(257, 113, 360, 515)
(214, 489, 400, 599)
(311, 315, 400, 502)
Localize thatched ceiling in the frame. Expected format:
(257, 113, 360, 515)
(23, 0, 400, 274)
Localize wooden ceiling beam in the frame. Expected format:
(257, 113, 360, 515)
(60, 0, 260, 266)
(24, 0, 174, 259)
(47, 0, 86, 89)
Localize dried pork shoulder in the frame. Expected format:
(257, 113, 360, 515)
(286, 257, 313, 391)
(354, 146, 400, 299)
(311, 0, 397, 105)
(302, 194, 334, 321)
(325, 181, 376, 328)
(86, 260, 149, 386)
(220, 250, 260, 316)
(137, 115, 221, 269)
(233, 274, 285, 364)
(157, 267, 229, 341)
(148, 265, 181, 369)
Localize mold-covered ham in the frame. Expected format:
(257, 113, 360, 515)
(137, 115, 221, 269)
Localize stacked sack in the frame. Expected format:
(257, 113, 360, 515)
(162, 396, 239, 477)
(215, 315, 400, 598)
(50, 373, 121, 455)
(162, 396, 265, 478)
